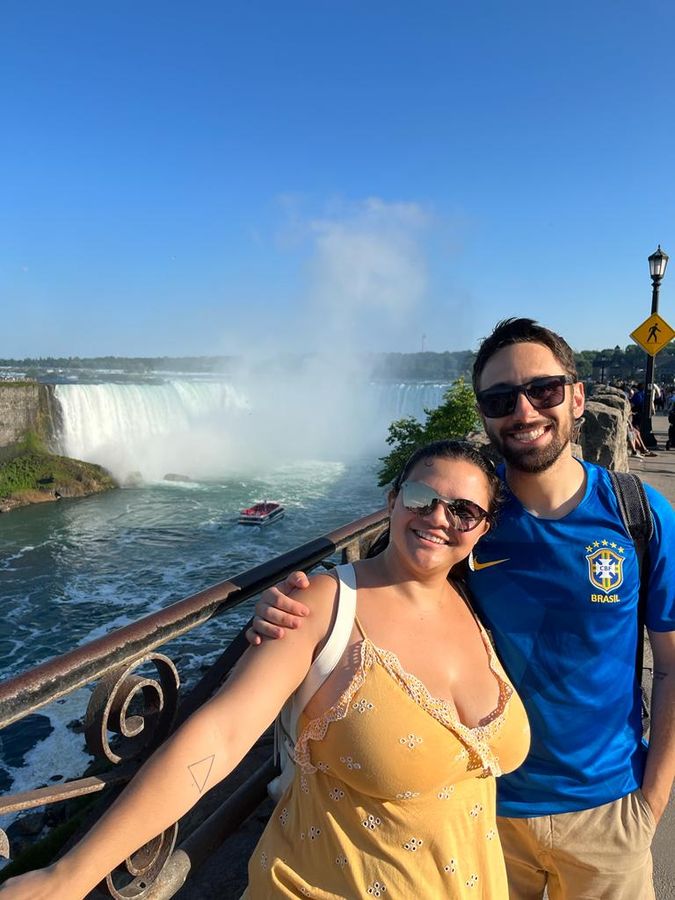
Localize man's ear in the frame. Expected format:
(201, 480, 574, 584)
(573, 380, 585, 419)
(475, 401, 489, 433)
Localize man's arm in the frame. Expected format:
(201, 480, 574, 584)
(641, 629, 675, 824)
(245, 571, 312, 643)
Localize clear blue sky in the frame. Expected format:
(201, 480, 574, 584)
(2, 0, 674, 358)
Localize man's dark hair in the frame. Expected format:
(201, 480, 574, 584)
(472, 318, 578, 390)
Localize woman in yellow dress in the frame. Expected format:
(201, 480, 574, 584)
(1, 440, 529, 899)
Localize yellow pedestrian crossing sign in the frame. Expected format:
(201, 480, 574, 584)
(630, 313, 675, 356)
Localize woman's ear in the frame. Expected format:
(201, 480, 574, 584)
(387, 489, 397, 514)
(473, 520, 490, 542)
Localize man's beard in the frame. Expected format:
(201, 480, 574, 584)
(486, 401, 575, 474)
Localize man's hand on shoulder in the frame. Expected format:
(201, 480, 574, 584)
(245, 571, 312, 644)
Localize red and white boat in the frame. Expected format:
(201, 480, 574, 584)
(238, 501, 285, 526)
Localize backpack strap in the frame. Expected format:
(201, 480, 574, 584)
(269, 563, 357, 800)
(607, 470, 654, 723)
(608, 470, 654, 554)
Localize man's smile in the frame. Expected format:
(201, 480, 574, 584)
(508, 424, 551, 444)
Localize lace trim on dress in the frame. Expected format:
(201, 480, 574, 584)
(371, 639, 513, 777)
(293, 639, 377, 775)
(293, 631, 513, 778)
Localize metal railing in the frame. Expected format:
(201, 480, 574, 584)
(0, 508, 389, 898)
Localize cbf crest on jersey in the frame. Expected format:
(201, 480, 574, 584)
(585, 542, 625, 592)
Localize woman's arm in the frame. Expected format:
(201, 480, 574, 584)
(1, 575, 337, 899)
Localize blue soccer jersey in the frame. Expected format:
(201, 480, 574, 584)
(467, 460, 675, 817)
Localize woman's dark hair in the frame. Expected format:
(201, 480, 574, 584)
(366, 439, 503, 559)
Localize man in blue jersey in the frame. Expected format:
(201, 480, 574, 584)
(466, 318, 675, 899)
(248, 319, 675, 899)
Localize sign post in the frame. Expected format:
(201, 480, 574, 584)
(630, 313, 675, 358)
(630, 246, 670, 448)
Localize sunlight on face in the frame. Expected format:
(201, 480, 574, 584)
(478, 343, 584, 474)
(388, 455, 492, 572)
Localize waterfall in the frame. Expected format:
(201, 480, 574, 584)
(54, 380, 450, 481)
(369, 382, 449, 420)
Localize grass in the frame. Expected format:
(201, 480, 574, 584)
(0, 438, 116, 499)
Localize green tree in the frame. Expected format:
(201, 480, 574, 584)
(378, 379, 480, 486)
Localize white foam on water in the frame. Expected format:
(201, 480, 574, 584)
(0, 690, 95, 845)
(0, 545, 39, 570)
(2, 692, 93, 794)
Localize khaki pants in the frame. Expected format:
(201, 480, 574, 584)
(497, 790, 656, 900)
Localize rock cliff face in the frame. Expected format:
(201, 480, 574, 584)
(0, 383, 115, 512)
(579, 384, 630, 472)
(0, 382, 58, 451)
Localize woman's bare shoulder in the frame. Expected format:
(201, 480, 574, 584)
(288, 572, 340, 636)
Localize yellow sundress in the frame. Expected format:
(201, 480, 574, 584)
(244, 573, 530, 898)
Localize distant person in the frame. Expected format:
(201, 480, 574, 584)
(654, 383, 665, 413)
(251, 319, 675, 899)
(667, 388, 675, 414)
(0, 440, 530, 899)
(628, 419, 657, 457)
(631, 381, 646, 427)
(666, 406, 675, 452)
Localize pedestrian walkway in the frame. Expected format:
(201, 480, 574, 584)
(630, 416, 675, 900)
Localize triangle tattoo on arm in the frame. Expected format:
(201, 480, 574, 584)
(188, 755, 216, 794)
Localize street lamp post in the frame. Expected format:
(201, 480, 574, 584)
(592, 355, 608, 383)
(640, 245, 669, 448)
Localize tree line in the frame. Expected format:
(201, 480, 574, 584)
(2, 344, 674, 383)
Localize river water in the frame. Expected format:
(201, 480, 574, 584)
(0, 376, 448, 821)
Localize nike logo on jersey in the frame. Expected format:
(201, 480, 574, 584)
(470, 555, 510, 571)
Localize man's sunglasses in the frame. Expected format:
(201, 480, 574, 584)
(476, 374, 576, 419)
(400, 481, 488, 533)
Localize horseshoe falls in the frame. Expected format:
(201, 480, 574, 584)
(54, 379, 450, 482)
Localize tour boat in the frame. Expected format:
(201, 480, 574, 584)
(238, 501, 285, 526)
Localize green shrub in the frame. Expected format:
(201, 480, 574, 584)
(0, 451, 115, 498)
(378, 379, 481, 486)
(18, 429, 46, 454)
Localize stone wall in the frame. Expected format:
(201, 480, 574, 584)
(578, 384, 630, 472)
(0, 383, 57, 451)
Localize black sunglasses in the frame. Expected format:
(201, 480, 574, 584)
(476, 374, 576, 419)
(400, 481, 488, 532)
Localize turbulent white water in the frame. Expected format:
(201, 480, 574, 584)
(54, 379, 449, 481)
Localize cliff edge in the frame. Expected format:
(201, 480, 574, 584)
(0, 444, 117, 513)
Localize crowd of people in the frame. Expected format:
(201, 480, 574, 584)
(627, 381, 675, 421)
(1, 318, 674, 900)
(625, 381, 675, 456)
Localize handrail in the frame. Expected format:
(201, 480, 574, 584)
(0, 508, 389, 897)
(0, 508, 388, 729)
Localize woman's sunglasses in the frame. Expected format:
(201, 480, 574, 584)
(476, 374, 576, 419)
(400, 481, 488, 532)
